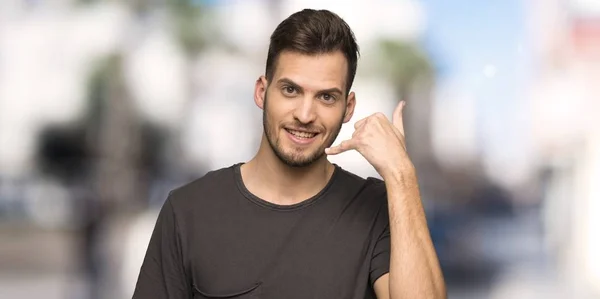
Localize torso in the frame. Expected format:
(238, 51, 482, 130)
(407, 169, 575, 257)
(169, 164, 390, 299)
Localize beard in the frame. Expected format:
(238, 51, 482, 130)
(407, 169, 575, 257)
(263, 93, 345, 168)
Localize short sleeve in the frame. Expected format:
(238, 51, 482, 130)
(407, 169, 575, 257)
(369, 205, 391, 287)
(132, 195, 192, 298)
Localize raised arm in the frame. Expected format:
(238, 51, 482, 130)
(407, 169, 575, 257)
(326, 101, 446, 298)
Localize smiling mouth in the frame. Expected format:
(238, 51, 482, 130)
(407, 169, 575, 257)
(285, 128, 318, 139)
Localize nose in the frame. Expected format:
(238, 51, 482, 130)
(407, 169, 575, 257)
(292, 96, 317, 124)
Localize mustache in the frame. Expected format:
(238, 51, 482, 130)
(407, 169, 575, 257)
(284, 122, 323, 133)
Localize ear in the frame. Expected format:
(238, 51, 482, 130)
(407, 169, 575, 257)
(342, 91, 356, 123)
(254, 76, 268, 110)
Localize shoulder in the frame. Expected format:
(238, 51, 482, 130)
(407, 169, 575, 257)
(167, 164, 240, 209)
(335, 166, 387, 204)
(333, 167, 389, 233)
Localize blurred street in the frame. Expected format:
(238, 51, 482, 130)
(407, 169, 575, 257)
(1, 0, 599, 298)
(2, 207, 595, 299)
(0, 227, 79, 299)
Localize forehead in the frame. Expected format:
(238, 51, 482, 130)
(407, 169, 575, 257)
(272, 51, 348, 92)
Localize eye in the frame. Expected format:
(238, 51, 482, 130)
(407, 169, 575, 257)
(320, 93, 336, 103)
(282, 86, 297, 96)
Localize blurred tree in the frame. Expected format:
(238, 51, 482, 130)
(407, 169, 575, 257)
(86, 54, 143, 209)
(69, 0, 223, 201)
(85, 52, 166, 299)
(36, 51, 144, 299)
(375, 40, 516, 284)
(375, 39, 439, 190)
(165, 0, 211, 56)
(37, 2, 214, 298)
(162, 0, 232, 176)
(376, 39, 435, 157)
(376, 40, 434, 100)
(375, 39, 486, 204)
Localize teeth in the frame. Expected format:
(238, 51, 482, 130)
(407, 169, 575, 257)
(287, 129, 316, 139)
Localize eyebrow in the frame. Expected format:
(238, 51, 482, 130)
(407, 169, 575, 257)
(276, 77, 343, 95)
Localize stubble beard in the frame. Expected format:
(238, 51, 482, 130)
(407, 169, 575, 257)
(262, 93, 344, 168)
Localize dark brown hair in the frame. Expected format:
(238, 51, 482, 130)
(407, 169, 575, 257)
(265, 9, 360, 95)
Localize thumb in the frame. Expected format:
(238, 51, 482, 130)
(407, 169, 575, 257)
(325, 139, 355, 155)
(392, 100, 406, 136)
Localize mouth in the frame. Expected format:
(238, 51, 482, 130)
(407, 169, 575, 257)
(285, 128, 318, 138)
(284, 128, 319, 145)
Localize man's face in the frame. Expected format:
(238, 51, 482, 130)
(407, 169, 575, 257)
(256, 50, 356, 167)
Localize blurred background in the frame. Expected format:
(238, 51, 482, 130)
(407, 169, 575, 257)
(0, 0, 599, 298)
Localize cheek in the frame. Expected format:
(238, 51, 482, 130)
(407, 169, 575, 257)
(320, 110, 345, 129)
(267, 101, 294, 123)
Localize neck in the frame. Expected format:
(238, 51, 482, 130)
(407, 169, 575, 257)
(241, 135, 335, 206)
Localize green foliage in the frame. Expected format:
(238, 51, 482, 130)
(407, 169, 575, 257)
(166, 0, 211, 56)
(376, 39, 433, 91)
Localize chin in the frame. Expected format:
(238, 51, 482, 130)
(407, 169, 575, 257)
(277, 148, 325, 168)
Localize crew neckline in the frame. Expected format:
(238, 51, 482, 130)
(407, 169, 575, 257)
(233, 162, 340, 212)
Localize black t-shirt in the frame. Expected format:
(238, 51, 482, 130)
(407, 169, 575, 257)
(133, 163, 390, 299)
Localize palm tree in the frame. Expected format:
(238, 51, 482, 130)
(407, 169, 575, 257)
(376, 38, 485, 204)
(73, 0, 224, 204)
(163, 0, 229, 175)
(165, 0, 213, 56)
(375, 39, 435, 169)
(60, 2, 216, 298)
(377, 38, 498, 202)
(377, 39, 434, 99)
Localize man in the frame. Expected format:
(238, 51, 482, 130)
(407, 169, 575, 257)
(133, 9, 445, 299)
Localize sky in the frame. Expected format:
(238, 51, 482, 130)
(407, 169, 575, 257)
(419, 0, 533, 183)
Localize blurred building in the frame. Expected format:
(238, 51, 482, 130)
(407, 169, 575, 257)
(4, 0, 598, 298)
(527, 0, 600, 296)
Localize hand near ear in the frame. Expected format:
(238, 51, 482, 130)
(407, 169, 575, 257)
(326, 101, 413, 179)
